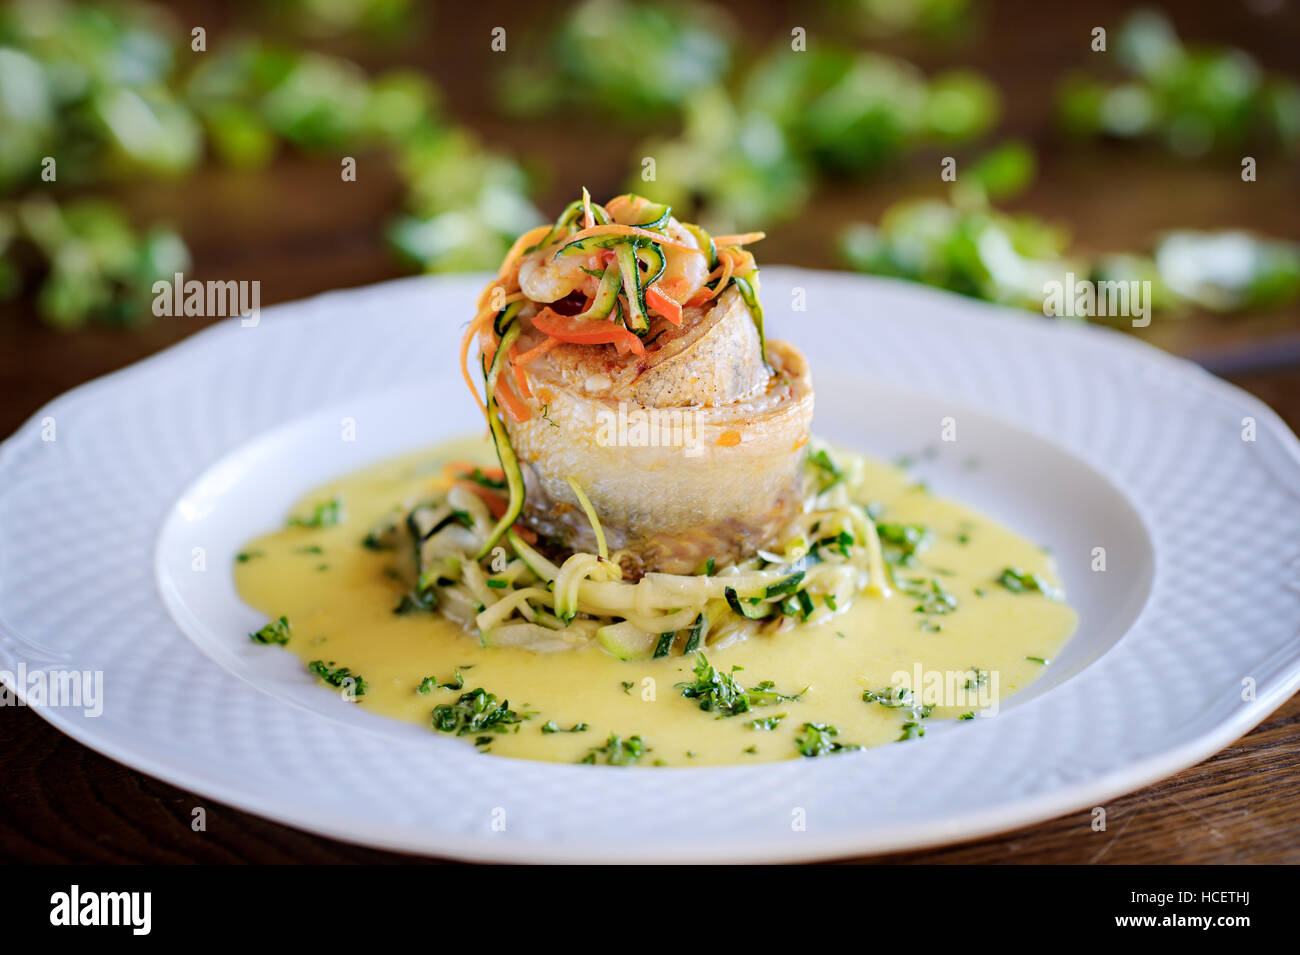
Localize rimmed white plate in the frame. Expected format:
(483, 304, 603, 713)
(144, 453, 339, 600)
(2, 269, 1298, 863)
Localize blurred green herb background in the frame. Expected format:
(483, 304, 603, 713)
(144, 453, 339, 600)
(0, 0, 1297, 342)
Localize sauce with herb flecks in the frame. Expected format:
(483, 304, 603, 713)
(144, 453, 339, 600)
(235, 437, 1076, 766)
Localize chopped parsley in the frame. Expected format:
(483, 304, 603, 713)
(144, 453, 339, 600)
(289, 497, 343, 529)
(431, 688, 526, 736)
(307, 659, 367, 698)
(897, 721, 925, 741)
(795, 722, 862, 757)
(898, 576, 958, 617)
(581, 733, 647, 766)
(675, 653, 803, 717)
(876, 522, 932, 565)
(997, 567, 1059, 598)
(541, 720, 590, 734)
(747, 713, 786, 731)
(863, 685, 934, 720)
(416, 671, 467, 695)
(416, 675, 440, 695)
(235, 550, 264, 563)
(248, 616, 290, 645)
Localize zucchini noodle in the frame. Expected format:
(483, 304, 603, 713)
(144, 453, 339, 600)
(400, 442, 894, 657)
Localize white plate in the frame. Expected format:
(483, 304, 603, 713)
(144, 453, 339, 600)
(2, 269, 1298, 863)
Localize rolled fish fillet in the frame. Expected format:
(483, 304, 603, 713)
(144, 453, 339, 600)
(506, 284, 814, 575)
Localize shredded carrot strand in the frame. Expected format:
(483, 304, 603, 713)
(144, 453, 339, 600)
(445, 461, 504, 482)
(508, 341, 532, 398)
(515, 336, 562, 365)
(475, 285, 527, 313)
(456, 480, 509, 519)
(645, 284, 683, 326)
(495, 366, 531, 423)
(711, 231, 766, 247)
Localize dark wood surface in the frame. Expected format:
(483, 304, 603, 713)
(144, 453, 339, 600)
(1, 0, 1297, 864)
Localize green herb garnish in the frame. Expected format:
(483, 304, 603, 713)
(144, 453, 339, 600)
(676, 652, 802, 717)
(796, 722, 862, 757)
(542, 720, 590, 734)
(249, 616, 290, 645)
(431, 688, 525, 736)
(997, 567, 1059, 598)
(289, 497, 343, 529)
(307, 659, 367, 698)
(580, 733, 647, 766)
(897, 721, 925, 741)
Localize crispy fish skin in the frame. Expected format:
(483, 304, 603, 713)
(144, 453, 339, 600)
(505, 285, 814, 575)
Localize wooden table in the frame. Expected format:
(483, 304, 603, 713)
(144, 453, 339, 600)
(1, 0, 1297, 864)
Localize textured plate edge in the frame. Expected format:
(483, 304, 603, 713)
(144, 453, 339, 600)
(7, 658, 1296, 864)
(3, 271, 1299, 862)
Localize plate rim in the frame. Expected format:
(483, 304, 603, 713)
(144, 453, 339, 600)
(3, 269, 1299, 863)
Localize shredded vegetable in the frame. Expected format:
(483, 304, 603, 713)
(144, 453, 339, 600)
(401, 445, 891, 656)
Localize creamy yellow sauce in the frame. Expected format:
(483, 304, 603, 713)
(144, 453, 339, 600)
(235, 437, 1076, 766)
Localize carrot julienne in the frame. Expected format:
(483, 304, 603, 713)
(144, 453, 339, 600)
(456, 479, 509, 519)
(515, 336, 562, 365)
(508, 341, 532, 398)
(532, 307, 646, 354)
(645, 284, 683, 326)
(495, 366, 531, 423)
(711, 231, 766, 247)
(446, 461, 504, 483)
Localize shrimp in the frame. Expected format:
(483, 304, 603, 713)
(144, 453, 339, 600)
(655, 219, 710, 304)
(518, 248, 598, 303)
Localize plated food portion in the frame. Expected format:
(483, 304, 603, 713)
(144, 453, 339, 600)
(235, 191, 1077, 765)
